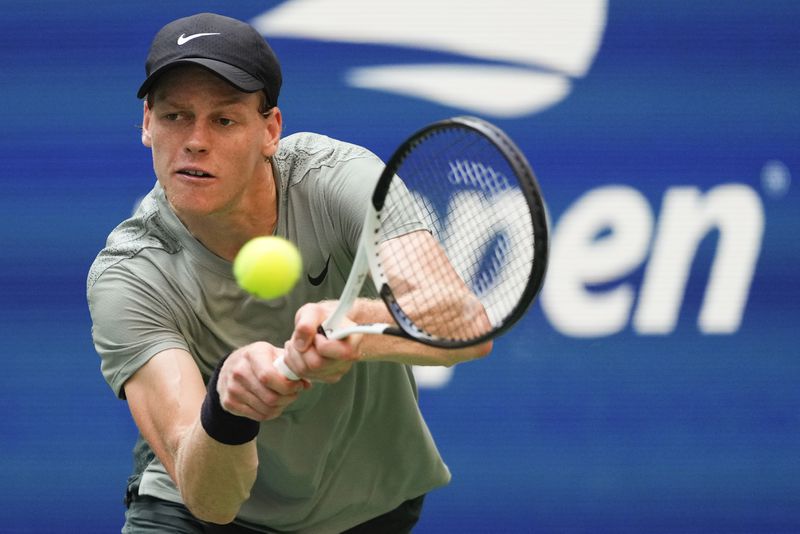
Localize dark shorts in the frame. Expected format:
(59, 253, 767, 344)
(122, 493, 425, 534)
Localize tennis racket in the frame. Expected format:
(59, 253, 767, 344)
(274, 116, 548, 380)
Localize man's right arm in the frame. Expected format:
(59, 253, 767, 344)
(123, 343, 306, 524)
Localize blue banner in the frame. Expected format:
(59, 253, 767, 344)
(2, 1, 797, 531)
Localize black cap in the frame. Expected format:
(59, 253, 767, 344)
(137, 13, 282, 106)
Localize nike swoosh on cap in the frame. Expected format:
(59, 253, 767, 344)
(307, 255, 331, 286)
(177, 32, 221, 45)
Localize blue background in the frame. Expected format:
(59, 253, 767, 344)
(2, 1, 798, 532)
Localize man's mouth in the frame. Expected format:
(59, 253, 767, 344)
(178, 168, 215, 178)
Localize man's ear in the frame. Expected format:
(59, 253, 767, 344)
(141, 100, 153, 148)
(263, 107, 283, 158)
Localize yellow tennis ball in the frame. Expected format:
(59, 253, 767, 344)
(233, 236, 302, 300)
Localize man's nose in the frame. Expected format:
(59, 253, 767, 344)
(184, 121, 210, 154)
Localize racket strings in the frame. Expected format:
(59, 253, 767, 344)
(379, 127, 536, 343)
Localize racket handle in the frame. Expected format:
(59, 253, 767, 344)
(273, 326, 327, 381)
(272, 325, 356, 380)
(273, 354, 300, 381)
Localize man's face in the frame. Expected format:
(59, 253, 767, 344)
(141, 66, 281, 221)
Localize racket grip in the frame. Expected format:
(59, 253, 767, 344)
(273, 354, 300, 381)
(275, 326, 328, 381)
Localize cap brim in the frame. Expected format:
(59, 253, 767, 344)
(136, 58, 264, 99)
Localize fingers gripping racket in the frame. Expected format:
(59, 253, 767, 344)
(274, 116, 548, 380)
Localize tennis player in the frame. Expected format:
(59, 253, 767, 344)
(87, 13, 491, 533)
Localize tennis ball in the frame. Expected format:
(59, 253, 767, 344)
(233, 236, 302, 300)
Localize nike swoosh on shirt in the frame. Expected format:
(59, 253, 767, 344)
(307, 255, 331, 286)
(177, 32, 221, 45)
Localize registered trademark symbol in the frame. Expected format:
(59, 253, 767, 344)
(760, 160, 791, 199)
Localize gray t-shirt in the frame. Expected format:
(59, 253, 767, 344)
(87, 132, 450, 533)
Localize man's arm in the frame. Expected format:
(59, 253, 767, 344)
(285, 298, 491, 383)
(369, 229, 494, 362)
(282, 230, 493, 382)
(123, 343, 305, 524)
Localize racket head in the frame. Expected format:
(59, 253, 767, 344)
(370, 116, 549, 348)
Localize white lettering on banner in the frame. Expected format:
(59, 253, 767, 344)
(634, 185, 764, 334)
(539, 183, 764, 337)
(540, 186, 654, 336)
(413, 183, 765, 388)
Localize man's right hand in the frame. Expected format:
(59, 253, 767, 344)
(216, 342, 311, 421)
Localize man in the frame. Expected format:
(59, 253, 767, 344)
(88, 12, 491, 533)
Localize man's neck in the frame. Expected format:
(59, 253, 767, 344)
(172, 167, 279, 262)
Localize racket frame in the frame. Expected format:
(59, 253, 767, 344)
(365, 116, 549, 348)
(273, 116, 548, 380)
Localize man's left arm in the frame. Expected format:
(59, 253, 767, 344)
(282, 230, 493, 381)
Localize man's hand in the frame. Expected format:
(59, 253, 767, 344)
(282, 302, 363, 383)
(216, 342, 310, 421)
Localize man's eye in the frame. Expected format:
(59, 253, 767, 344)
(163, 113, 181, 121)
(217, 117, 235, 127)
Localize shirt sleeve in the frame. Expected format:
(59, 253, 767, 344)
(88, 262, 189, 399)
(320, 152, 428, 252)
